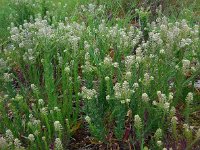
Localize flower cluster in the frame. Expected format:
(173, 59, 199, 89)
(114, 81, 132, 103)
(54, 121, 63, 132)
(134, 115, 142, 130)
(54, 138, 63, 150)
(81, 86, 97, 100)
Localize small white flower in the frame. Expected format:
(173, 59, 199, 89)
(150, 76, 154, 81)
(183, 124, 189, 132)
(159, 49, 165, 54)
(164, 102, 170, 111)
(153, 101, 158, 106)
(31, 84, 39, 93)
(157, 140, 163, 147)
(6, 129, 14, 142)
(105, 76, 110, 81)
(121, 100, 125, 104)
(125, 99, 130, 103)
(125, 55, 135, 70)
(133, 83, 139, 89)
(64, 66, 70, 74)
(85, 116, 91, 123)
(14, 138, 22, 149)
(154, 128, 162, 140)
(38, 99, 44, 106)
(125, 71, 132, 79)
(28, 134, 35, 142)
(168, 92, 173, 101)
(103, 55, 112, 66)
(42, 136, 46, 141)
(55, 138, 63, 150)
(170, 106, 176, 117)
(54, 121, 63, 132)
(113, 62, 119, 68)
(40, 107, 48, 115)
(171, 116, 178, 125)
(185, 92, 193, 104)
(175, 65, 179, 70)
(182, 59, 190, 74)
(54, 107, 61, 112)
(134, 115, 142, 130)
(3, 73, 13, 82)
(15, 94, 23, 101)
(106, 95, 110, 100)
(142, 93, 149, 102)
(81, 86, 97, 100)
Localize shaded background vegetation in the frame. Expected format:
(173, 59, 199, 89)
(0, 0, 199, 42)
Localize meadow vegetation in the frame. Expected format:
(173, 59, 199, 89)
(0, 0, 199, 149)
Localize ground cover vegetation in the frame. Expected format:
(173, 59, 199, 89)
(0, 0, 199, 149)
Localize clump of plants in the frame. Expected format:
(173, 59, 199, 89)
(0, 2, 200, 150)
